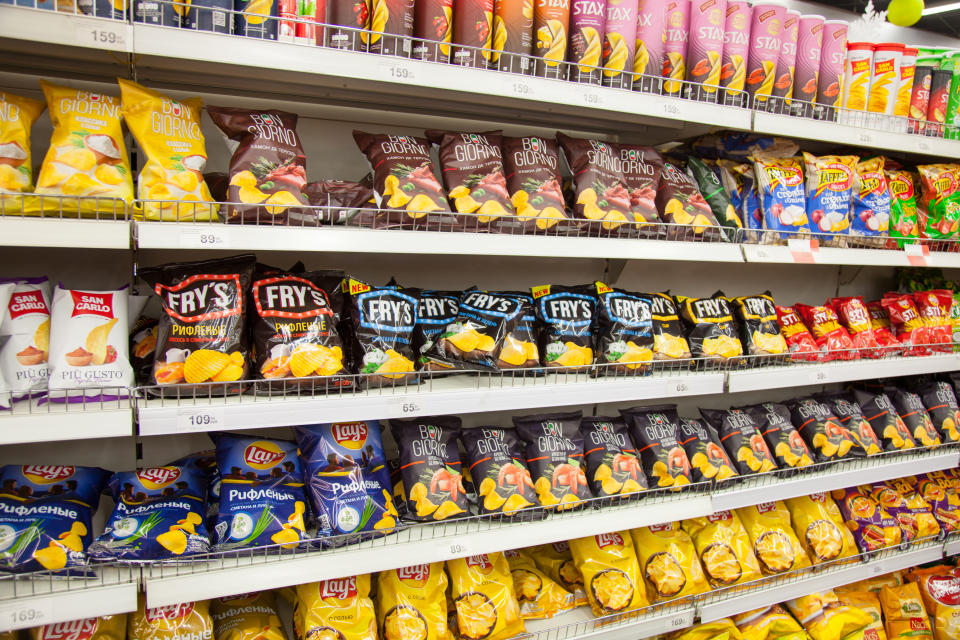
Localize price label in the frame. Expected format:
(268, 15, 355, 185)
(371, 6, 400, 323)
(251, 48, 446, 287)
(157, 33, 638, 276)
(858, 132, 875, 145)
(436, 541, 469, 559)
(657, 610, 695, 635)
(179, 228, 230, 249)
(809, 369, 828, 384)
(870, 561, 887, 575)
(787, 237, 818, 264)
(904, 242, 930, 267)
(396, 400, 421, 415)
(507, 80, 534, 97)
(381, 62, 414, 82)
(918, 140, 931, 152)
(583, 92, 602, 106)
(76, 24, 128, 49)
(176, 407, 225, 431)
(662, 102, 682, 117)
(672, 381, 690, 394)
(0, 600, 52, 630)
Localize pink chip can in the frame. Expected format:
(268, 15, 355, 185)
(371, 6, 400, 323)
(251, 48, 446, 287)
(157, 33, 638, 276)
(720, 0, 751, 102)
(634, 0, 667, 92)
(662, 0, 690, 96)
(816, 19, 848, 120)
(791, 14, 824, 117)
(685, 0, 726, 99)
(602, 0, 638, 88)
(745, 2, 785, 107)
(569, 0, 607, 84)
(771, 9, 799, 105)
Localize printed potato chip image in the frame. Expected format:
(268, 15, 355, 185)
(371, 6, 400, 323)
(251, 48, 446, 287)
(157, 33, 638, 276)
(916, 381, 960, 443)
(916, 471, 960, 534)
(533, 284, 597, 372)
(342, 277, 418, 387)
(785, 397, 866, 462)
(682, 510, 761, 587)
(0, 91, 44, 214)
(427, 290, 526, 371)
(656, 163, 720, 239)
(733, 604, 806, 640)
(558, 133, 637, 235)
(649, 292, 692, 360)
(854, 389, 917, 452)
(128, 596, 214, 640)
(831, 486, 902, 553)
(594, 283, 654, 375)
(892, 388, 943, 448)
(700, 408, 777, 476)
(415, 290, 460, 371)
(631, 522, 710, 602)
(502, 136, 570, 233)
(460, 427, 536, 515)
(569, 531, 648, 616)
(448, 553, 525, 640)
(869, 478, 940, 543)
(529, 541, 587, 606)
(677, 293, 744, 362)
(733, 294, 788, 358)
(212, 591, 285, 640)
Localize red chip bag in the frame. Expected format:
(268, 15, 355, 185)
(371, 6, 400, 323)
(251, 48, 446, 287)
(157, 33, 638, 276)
(865, 301, 902, 355)
(775, 305, 819, 362)
(827, 296, 884, 359)
(914, 289, 953, 353)
(795, 303, 858, 361)
(882, 293, 933, 356)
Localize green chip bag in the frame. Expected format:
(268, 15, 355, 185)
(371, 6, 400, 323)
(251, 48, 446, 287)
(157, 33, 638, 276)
(918, 164, 960, 240)
(886, 169, 921, 247)
(687, 157, 743, 241)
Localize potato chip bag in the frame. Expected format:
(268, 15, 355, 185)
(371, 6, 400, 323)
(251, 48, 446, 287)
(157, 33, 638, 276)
(687, 158, 744, 241)
(580, 416, 647, 497)
(880, 583, 934, 640)
(916, 471, 960, 533)
(785, 397, 866, 462)
(557, 133, 634, 234)
(504, 548, 576, 620)
(917, 164, 960, 240)
(677, 417, 739, 482)
(377, 563, 451, 640)
(852, 157, 891, 239)
(501, 136, 570, 233)
(0, 464, 109, 572)
(447, 553, 525, 640)
(89, 465, 210, 560)
(786, 591, 874, 640)
(816, 392, 883, 456)
(753, 155, 809, 237)
(736, 501, 811, 575)
(892, 388, 942, 447)
(619, 405, 693, 489)
(118, 79, 215, 221)
(569, 531, 649, 616)
(128, 597, 213, 640)
(211, 592, 284, 640)
(670, 619, 743, 640)
(869, 479, 941, 542)
(529, 541, 587, 605)
(391, 416, 468, 522)
(682, 510, 761, 587)
(742, 402, 815, 469)
(775, 304, 820, 362)
(827, 296, 886, 359)
(795, 303, 859, 361)
(830, 486, 901, 553)
(886, 169, 921, 246)
(882, 293, 933, 357)
(532, 284, 597, 371)
(460, 427, 536, 515)
(30, 615, 127, 640)
(733, 604, 807, 640)
(733, 294, 788, 358)
(650, 292, 692, 360)
(915, 290, 955, 353)
(836, 591, 887, 640)
(853, 389, 917, 452)
(0, 91, 44, 213)
(427, 289, 528, 372)
(594, 283, 654, 375)
(513, 411, 592, 509)
(630, 522, 710, 602)
(0, 278, 50, 400)
(803, 153, 858, 237)
(657, 162, 720, 239)
(618, 143, 664, 228)
(342, 277, 418, 386)
(415, 290, 460, 371)
(865, 301, 903, 355)
(498, 292, 540, 371)
(701, 408, 778, 475)
(909, 567, 960, 640)
(676, 293, 744, 362)
(785, 493, 858, 565)
(294, 576, 377, 640)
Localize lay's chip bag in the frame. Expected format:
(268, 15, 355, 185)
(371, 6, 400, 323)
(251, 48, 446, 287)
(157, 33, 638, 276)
(569, 531, 649, 617)
(786, 591, 874, 640)
(529, 541, 586, 606)
(649, 292, 691, 360)
(735, 501, 811, 575)
(630, 522, 710, 602)
(784, 493, 858, 565)
(879, 583, 934, 640)
(909, 567, 960, 640)
(733, 605, 807, 640)
(0, 91, 44, 214)
(447, 553, 525, 640)
(0, 464, 109, 572)
(377, 563, 451, 640)
(460, 427, 536, 516)
(505, 548, 576, 620)
(835, 591, 887, 640)
(210, 592, 284, 640)
(294, 576, 377, 640)
(30, 615, 127, 640)
(682, 510, 762, 588)
(89, 465, 210, 560)
(128, 597, 213, 640)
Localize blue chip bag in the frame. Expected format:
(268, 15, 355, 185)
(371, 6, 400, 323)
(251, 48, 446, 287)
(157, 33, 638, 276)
(212, 434, 308, 550)
(88, 465, 210, 560)
(0, 465, 109, 573)
(753, 156, 809, 237)
(852, 157, 891, 238)
(803, 152, 858, 237)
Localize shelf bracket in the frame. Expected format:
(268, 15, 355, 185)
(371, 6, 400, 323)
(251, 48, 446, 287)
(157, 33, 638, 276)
(603, 258, 628, 285)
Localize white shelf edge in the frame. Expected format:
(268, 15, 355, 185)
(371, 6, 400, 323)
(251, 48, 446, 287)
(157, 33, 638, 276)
(525, 605, 696, 640)
(741, 243, 912, 267)
(0, 580, 138, 632)
(0, 406, 133, 444)
(0, 7, 132, 53)
(0, 218, 130, 250)
(944, 536, 960, 557)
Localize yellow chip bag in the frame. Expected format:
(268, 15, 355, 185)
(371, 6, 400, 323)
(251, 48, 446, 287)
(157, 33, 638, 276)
(669, 618, 743, 640)
(505, 548, 576, 620)
(879, 583, 933, 640)
(836, 591, 887, 640)
(210, 591, 284, 640)
(294, 576, 376, 640)
(447, 553, 524, 640)
(128, 596, 213, 640)
(530, 541, 587, 606)
(736, 501, 811, 575)
(733, 604, 807, 640)
(682, 510, 762, 588)
(0, 90, 45, 213)
(568, 530, 649, 617)
(32, 81, 132, 217)
(630, 522, 710, 602)
(786, 591, 873, 640)
(30, 614, 127, 640)
(785, 493, 859, 565)
(118, 79, 216, 222)
(377, 563, 452, 640)
(907, 567, 960, 640)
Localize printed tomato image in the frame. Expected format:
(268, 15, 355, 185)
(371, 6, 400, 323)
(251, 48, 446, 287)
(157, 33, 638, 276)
(514, 412, 592, 510)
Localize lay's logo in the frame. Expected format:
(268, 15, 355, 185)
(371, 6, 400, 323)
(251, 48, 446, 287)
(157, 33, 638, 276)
(707, 510, 732, 523)
(39, 619, 98, 640)
(244, 441, 286, 470)
(23, 465, 74, 484)
(595, 532, 624, 548)
(137, 466, 181, 490)
(649, 522, 674, 533)
(331, 423, 368, 450)
(756, 502, 777, 513)
(146, 603, 193, 624)
(810, 492, 826, 502)
(320, 576, 358, 600)
(466, 555, 493, 572)
(397, 564, 431, 584)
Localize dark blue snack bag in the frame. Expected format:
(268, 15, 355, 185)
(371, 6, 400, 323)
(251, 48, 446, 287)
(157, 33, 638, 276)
(415, 290, 460, 371)
(0, 465, 109, 573)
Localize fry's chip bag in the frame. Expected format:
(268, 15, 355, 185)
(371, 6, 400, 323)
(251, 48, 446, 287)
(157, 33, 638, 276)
(31, 615, 127, 640)
(735, 501, 811, 575)
(630, 522, 710, 602)
(831, 486, 902, 553)
(917, 164, 960, 239)
(391, 416, 468, 522)
(415, 290, 460, 371)
(785, 397, 866, 462)
(447, 553, 525, 640)
(803, 153, 857, 237)
(676, 293, 744, 362)
(676, 417, 738, 482)
(377, 563, 451, 640)
(853, 389, 916, 452)
(816, 392, 883, 456)
(742, 402, 814, 469)
(733, 605, 807, 640)
(343, 277, 418, 386)
(0, 91, 44, 213)
(294, 576, 377, 640)
(701, 408, 778, 475)
(569, 531, 649, 616)
(128, 597, 213, 640)
(886, 169, 921, 246)
(892, 388, 942, 447)
(852, 157, 891, 239)
(909, 567, 960, 640)
(460, 427, 536, 515)
(211, 592, 284, 640)
(916, 471, 960, 533)
(682, 510, 762, 588)
(870, 478, 940, 542)
(670, 619, 743, 640)
(879, 583, 934, 640)
(795, 303, 858, 361)
(513, 411, 592, 509)
(505, 548, 576, 620)
(594, 283, 654, 374)
(733, 294, 788, 357)
(650, 292, 692, 360)
(532, 284, 597, 370)
(529, 541, 586, 606)
(784, 493, 858, 565)
(835, 591, 886, 640)
(580, 416, 647, 497)
(619, 405, 693, 489)
(498, 292, 539, 370)
(775, 304, 820, 362)
(786, 591, 874, 640)
(428, 289, 525, 372)
(754, 155, 809, 236)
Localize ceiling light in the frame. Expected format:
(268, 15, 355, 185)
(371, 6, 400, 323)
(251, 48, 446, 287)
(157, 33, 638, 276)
(923, 1, 960, 15)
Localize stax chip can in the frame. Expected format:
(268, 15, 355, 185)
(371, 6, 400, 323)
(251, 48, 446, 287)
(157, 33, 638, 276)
(840, 42, 873, 127)
(911, 66, 934, 134)
(316, 0, 368, 50)
(744, 2, 785, 108)
(633, 0, 666, 92)
(491, 0, 534, 73)
(927, 69, 953, 137)
(719, 1, 750, 106)
(895, 46, 918, 119)
(600, 0, 637, 88)
(452, 0, 494, 68)
(770, 9, 799, 105)
(867, 43, 902, 118)
(815, 19, 847, 120)
(791, 14, 824, 117)
(662, 0, 690, 96)
(532, 0, 571, 78)
(412, 0, 453, 62)
(363, 0, 415, 56)
(684, 0, 726, 99)
(568, 0, 606, 84)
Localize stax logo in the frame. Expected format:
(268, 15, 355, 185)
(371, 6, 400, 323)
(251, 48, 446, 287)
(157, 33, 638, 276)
(595, 532, 625, 549)
(146, 603, 193, 625)
(331, 422, 369, 450)
(39, 619, 98, 640)
(244, 441, 286, 470)
(466, 555, 494, 573)
(70, 291, 114, 320)
(137, 466, 181, 490)
(23, 465, 74, 485)
(320, 576, 358, 600)
(396, 564, 431, 585)
(8, 290, 49, 320)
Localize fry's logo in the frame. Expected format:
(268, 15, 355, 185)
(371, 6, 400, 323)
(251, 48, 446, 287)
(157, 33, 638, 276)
(244, 441, 286, 470)
(331, 423, 369, 451)
(138, 466, 181, 490)
(146, 603, 194, 624)
(23, 465, 75, 484)
(39, 619, 98, 640)
(320, 576, 358, 599)
(595, 532, 625, 549)
(397, 564, 431, 585)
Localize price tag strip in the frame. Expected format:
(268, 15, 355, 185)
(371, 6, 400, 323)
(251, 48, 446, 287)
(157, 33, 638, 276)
(787, 237, 819, 264)
(176, 406, 225, 431)
(179, 227, 231, 249)
(0, 599, 52, 632)
(379, 61, 415, 82)
(904, 242, 930, 267)
(75, 21, 130, 51)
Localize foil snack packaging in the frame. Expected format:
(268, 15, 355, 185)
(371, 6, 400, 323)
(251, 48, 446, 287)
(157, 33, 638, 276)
(293, 577, 377, 640)
(580, 416, 647, 497)
(620, 404, 693, 488)
(630, 521, 710, 602)
(569, 531, 649, 616)
(742, 401, 814, 469)
(0, 92, 45, 213)
(681, 510, 761, 587)
(700, 407, 777, 475)
(502, 135, 570, 232)
(514, 411, 592, 509)
(447, 553, 525, 640)
(676, 417, 738, 482)
(460, 427, 536, 515)
(391, 416, 468, 522)
(532, 284, 597, 370)
(377, 564, 451, 640)
(735, 501, 811, 575)
(342, 277, 418, 386)
(594, 283, 654, 374)
(0, 278, 50, 401)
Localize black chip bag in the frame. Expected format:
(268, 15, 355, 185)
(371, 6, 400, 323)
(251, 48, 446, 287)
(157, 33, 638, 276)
(502, 135, 571, 233)
(342, 277, 419, 387)
(460, 427, 537, 516)
(498, 292, 540, 370)
(557, 133, 634, 235)
(656, 162, 719, 239)
(580, 416, 648, 497)
(415, 290, 460, 371)
(513, 411, 592, 510)
(742, 402, 814, 469)
(594, 282, 654, 375)
(532, 284, 598, 371)
(700, 408, 778, 475)
(785, 397, 866, 462)
(732, 293, 789, 358)
(140, 254, 255, 395)
(816, 392, 883, 456)
(390, 415, 468, 522)
(686, 157, 743, 240)
(676, 417, 738, 482)
(917, 380, 960, 443)
(649, 292, 691, 360)
(130, 315, 158, 385)
(619, 405, 693, 489)
(892, 388, 943, 448)
(617, 143, 663, 228)
(427, 289, 526, 371)
(676, 293, 744, 362)
(853, 389, 917, 452)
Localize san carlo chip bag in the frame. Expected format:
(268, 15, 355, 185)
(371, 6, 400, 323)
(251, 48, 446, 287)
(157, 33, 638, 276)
(803, 152, 857, 237)
(428, 289, 525, 371)
(415, 290, 460, 371)
(852, 157, 891, 239)
(681, 510, 762, 588)
(0, 278, 51, 400)
(650, 292, 692, 360)
(0, 464, 109, 572)
(207, 106, 310, 225)
(513, 411, 592, 509)
(916, 471, 960, 533)
(210, 591, 284, 640)
(656, 162, 719, 238)
(784, 493, 858, 565)
(786, 592, 874, 640)
(139, 254, 255, 390)
(530, 541, 587, 606)
(391, 416, 467, 522)
(619, 405, 693, 489)
(786, 397, 866, 462)
(677, 417, 738, 482)
(853, 389, 917, 452)
(733, 604, 806, 640)
(557, 133, 634, 233)
(733, 294, 788, 357)
(580, 416, 647, 497)
(342, 277, 418, 386)
(735, 501, 811, 575)
(676, 293, 744, 362)
(0, 91, 44, 213)
(88, 465, 210, 560)
(775, 304, 820, 362)
(795, 303, 858, 361)
(816, 392, 883, 456)
(886, 169, 921, 246)
(917, 164, 960, 239)
(879, 582, 934, 640)
(916, 380, 960, 442)
(569, 531, 649, 616)
(294, 576, 377, 640)
(909, 567, 960, 640)
(870, 478, 940, 542)
(742, 402, 815, 469)
(753, 155, 809, 238)
(377, 563, 452, 640)
(630, 522, 710, 602)
(447, 553, 525, 640)
(119, 79, 216, 221)
(618, 143, 664, 228)
(892, 388, 942, 447)
(828, 296, 886, 358)
(502, 135, 569, 232)
(30, 615, 127, 640)
(47, 286, 133, 398)
(426, 130, 514, 230)
(460, 427, 536, 515)
(505, 548, 576, 620)
(532, 284, 597, 370)
(700, 408, 778, 475)
(831, 486, 902, 553)
(593, 283, 654, 374)
(834, 591, 886, 640)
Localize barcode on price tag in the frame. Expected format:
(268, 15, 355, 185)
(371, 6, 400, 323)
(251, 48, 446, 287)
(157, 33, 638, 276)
(176, 406, 225, 432)
(0, 599, 52, 631)
(180, 228, 231, 249)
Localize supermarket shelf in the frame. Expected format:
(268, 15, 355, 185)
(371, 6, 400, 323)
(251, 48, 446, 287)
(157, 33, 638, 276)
(0, 7, 131, 53)
(136, 371, 725, 436)
(143, 491, 713, 606)
(524, 604, 696, 640)
(741, 243, 913, 267)
(945, 535, 960, 557)
(0, 399, 133, 444)
(0, 218, 130, 250)
(726, 353, 960, 394)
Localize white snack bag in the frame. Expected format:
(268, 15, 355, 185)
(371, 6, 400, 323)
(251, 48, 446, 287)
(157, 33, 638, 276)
(0, 278, 51, 401)
(0, 283, 15, 408)
(48, 286, 133, 398)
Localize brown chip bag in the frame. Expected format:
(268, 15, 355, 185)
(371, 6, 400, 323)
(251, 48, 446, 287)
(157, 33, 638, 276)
(656, 162, 719, 238)
(302, 179, 374, 224)
(618, 143, 664, 227)
(502, 135, 571, 232)
(557, 133, 634, 235)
